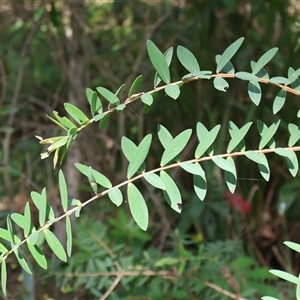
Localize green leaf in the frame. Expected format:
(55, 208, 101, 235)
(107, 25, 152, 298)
(269, 269, 297, 284)
(114, 84, 125, 97)
(180, 162, 205, 175)
(227, 121, 252, 153)
(269, 77, 289, 85)
(275, 148, 299, 177)
(193, 164, 207, 201)
(250, 61, 269, 79)
(44, 229, 67, 262)
(157, 124, 173, 149)
(1, 260, 7, 296)
(0, 228, 20, 243)
(144, 173, 166, 190)
(288, 123, 300, 147)
(64, 103, 89, 124)
(39, 188, 47, 226)
(100, 113, 110, 129)
(273, 89, 286, 114)
(141, 93, 153, 106)
(96, 87, 119, 105)
(23, 202, 32, 238)
(94, 112, 106, 122)
(284, 241, 300, 253)
(257, 119, 280, 149)
(91, 169, 112, 188)
(160, 170, 182, 213)
(0, 243, 8, 253)
(126, 135, 152, 178)
(195, 123, 221, 158)
(177, 45, 200, 74)
(235, 72, 258, 81)
(53, 111, 77, 130)
(165, 84, 180, 100)
(66, 216, 72, 257)
(245, 151, 270, 181)
(30, 191, 55, 220)
(297, 273, 300, 300)
(127, 183, 149, 231)
(14, 250, 32, 274)
(10, 213, 24, 229)
(261, 297, 280, 300)
(248, 81, 262, 106)
(225, 157, 237, 193)
(75, 163, 112, 188)
(108, 188, 123, 206)
(59, 170, 68, 212)
(216, 37, 244, 73)
(215, 55, 235, 74)
(147, 40, 170, 84)
(212, 157, 235, 173)
(89, 91, 102, 116)
(213, 77, 229, 92)
(27, 242, 47, 269)
(128, 75, 143, 98)
(160, 129, 192, 166)
(29, 230, 39, 245)
(121, 137, 137, 161)
(252, 48, 278, 74)
(154, 47, 173, 87)
(116, 104, 126, 112)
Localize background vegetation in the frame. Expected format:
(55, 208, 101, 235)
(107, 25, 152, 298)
(1, 0, 300, 299)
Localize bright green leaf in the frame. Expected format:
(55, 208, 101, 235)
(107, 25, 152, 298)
(96, 87, 119, 105)
(147, 40, 170, 84)
(10, 213, 24, 229)
(215, 55, 235, 74)
(23, 202, 32, 238)
(193, 165, 207, 201)
(121, 137, 137, 162)
(216, 37, 244, 73)
(248, 81, 262, 106)
(245, 151, 270, 181)
(273, 89, 286, 114)
(141, 93, 153, 106)
(1, 260, 7, 296)
(66, 216, 72, 257)
(53, 111, 77, 130)
(27, 242, 47, 269)
(91, 169, 112, 188)
(258, 119, 280, 149)
(235, 72, 258, 81)
(227, 121, 252, 153)
(127, 183, 149, 231)
(284, 241, 300, 253)
(195, 123, 221, 158)
(160, 170, 182, 212)
(269, 269, 297, 284)
(212, 157, 235, 173)
(161, 129, 192, 166)
(213, 77, 229, 92)
(177, 46, 200, 74)
(288, 123, 300, 147)
(165, 84, 180, 100)
(269, 77, 290, 85)
(154, 47, 173, 87)
(108, 188, 123, 206)
(275, 148, 299, 177)
(225, 157, 237, 193)
(14, 250, 32, 274)
(180, 162, 205, 176)
(128, 75, 143, 98)
(157, 124, 173, 149)
(44, 229, 67, 262)
(252, 48, 278, 74)
(59, 170, 68, 212)
(64, 103, 89, 124)
(144, 173, 166, 190)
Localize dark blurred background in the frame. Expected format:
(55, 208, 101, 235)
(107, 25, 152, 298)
(1, 0, 300, 299)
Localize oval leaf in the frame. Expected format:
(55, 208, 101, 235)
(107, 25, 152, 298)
(128, 75, 143, 98)
(127, 183, 149, 231)
(252, 48, 278, 74)
(144, 173, 166, 190)
(147, 40, 170, 84)
(165, 84, 180, 100)
(273, 89, 286, 114)
(213, 77, 229, 92)
(108, 187, 123, 206)
(160, 170, 182, 212)
(27, 242, 47, 269)
(44, 229, 67, 262)
(248, 81, 261, 106)
(177, 45, 200, 74)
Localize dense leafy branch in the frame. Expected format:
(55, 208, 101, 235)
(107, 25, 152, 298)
(2, 37, 300, 299)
